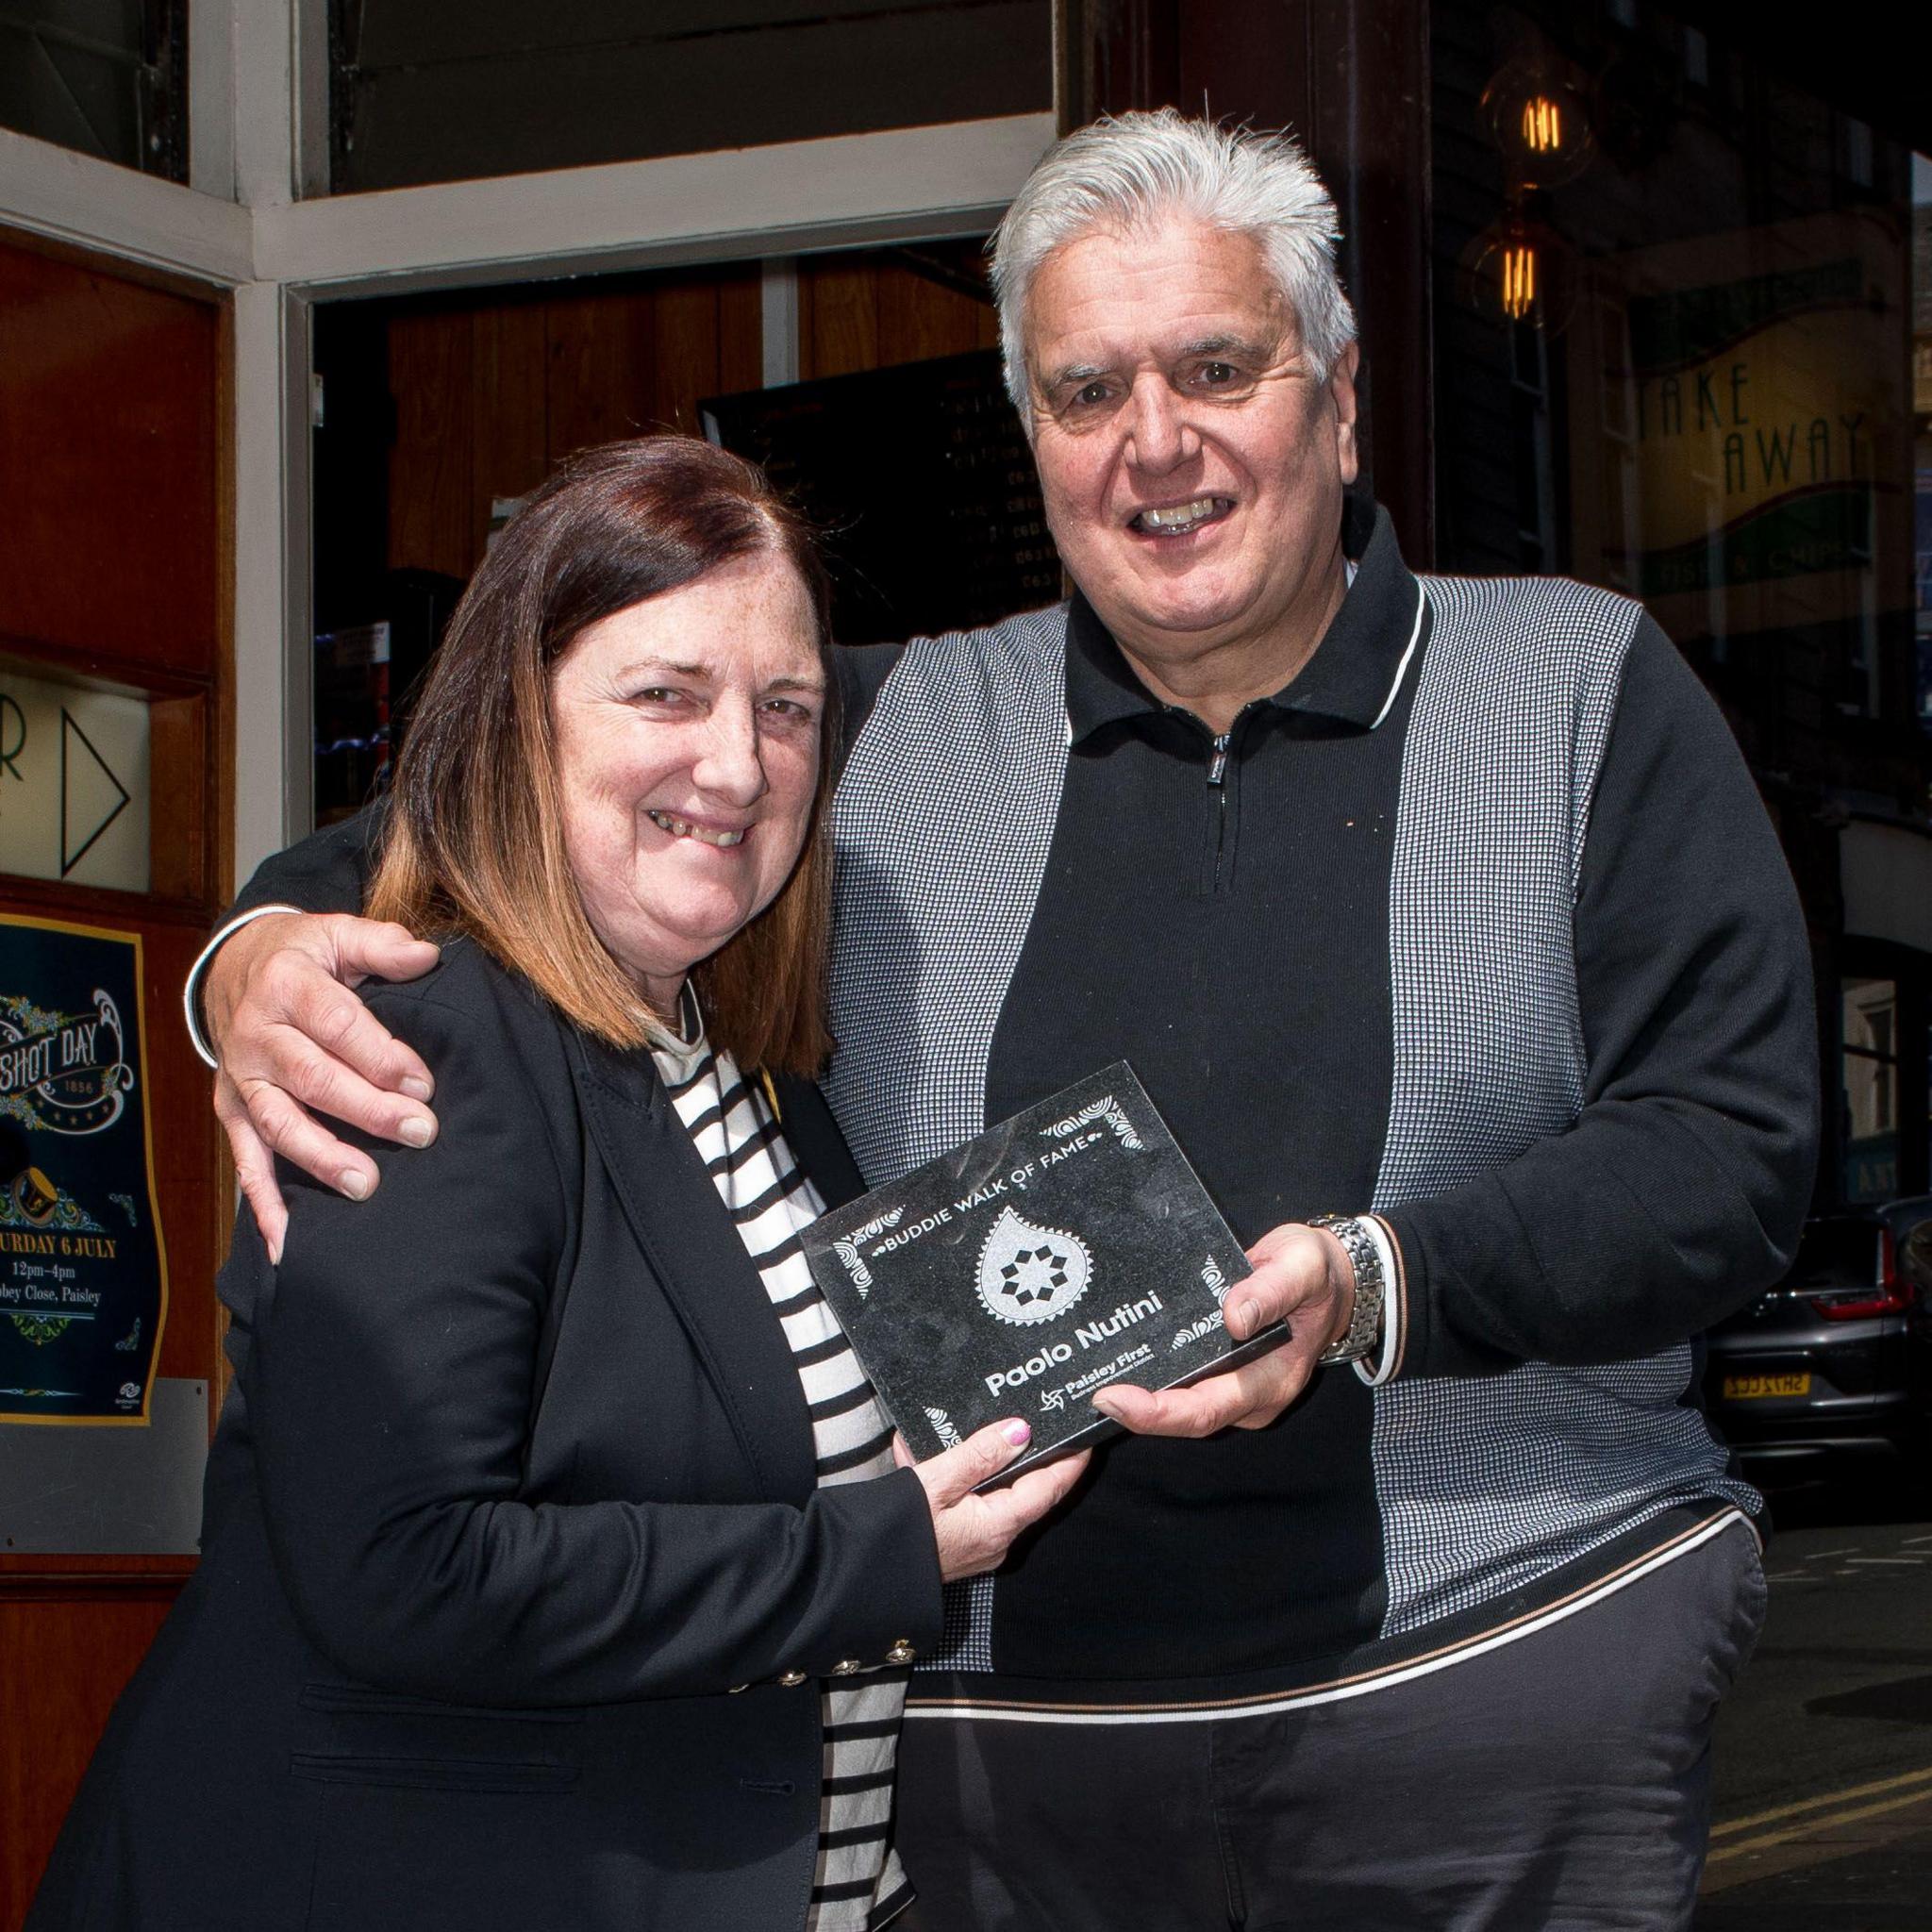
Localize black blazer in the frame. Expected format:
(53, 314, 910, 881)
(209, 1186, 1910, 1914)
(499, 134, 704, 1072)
(31, 941, 942, 1932)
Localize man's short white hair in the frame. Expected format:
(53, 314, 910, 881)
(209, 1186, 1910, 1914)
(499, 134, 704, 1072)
(991, 109, 1359, 414)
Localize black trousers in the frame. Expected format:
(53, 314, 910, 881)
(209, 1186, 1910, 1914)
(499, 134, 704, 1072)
(891, 1519, 1765, 1932)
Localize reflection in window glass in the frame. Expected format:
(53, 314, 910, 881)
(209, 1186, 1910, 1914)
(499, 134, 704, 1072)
(327, 1, 1052, 194)
(1434, 4, 1932, 1210)
(0, 1, 186, 181)
(1437, 3, 1915, 726)
(1916, 154, 1931, 732)
(1843, 977, 1900, 1200)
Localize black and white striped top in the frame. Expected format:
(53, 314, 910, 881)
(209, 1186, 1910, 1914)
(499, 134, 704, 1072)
(654, 1008, 911, 1932)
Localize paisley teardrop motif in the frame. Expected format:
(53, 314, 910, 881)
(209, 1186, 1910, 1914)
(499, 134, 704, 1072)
(974, 1203, 1093, 1326)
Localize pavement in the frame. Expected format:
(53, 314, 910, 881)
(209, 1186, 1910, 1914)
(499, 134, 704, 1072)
(1695, 1475, 1932, 1930)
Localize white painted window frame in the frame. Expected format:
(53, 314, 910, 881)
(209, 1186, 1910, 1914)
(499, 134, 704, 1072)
(0, 5, 1052, 891)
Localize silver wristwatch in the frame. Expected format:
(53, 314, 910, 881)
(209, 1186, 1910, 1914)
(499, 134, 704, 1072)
(1305, 1214, 1385, 1366)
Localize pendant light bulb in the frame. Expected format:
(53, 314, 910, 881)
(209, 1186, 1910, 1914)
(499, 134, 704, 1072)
(1521, 93, 1564, 156)
(1457, 210, 1578, 335)
(1482, 54, 1596, 189)
(1500, 238, 1539, 321)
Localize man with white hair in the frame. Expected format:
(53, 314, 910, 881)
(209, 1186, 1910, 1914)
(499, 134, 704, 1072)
(194, 113, 1814, 1928)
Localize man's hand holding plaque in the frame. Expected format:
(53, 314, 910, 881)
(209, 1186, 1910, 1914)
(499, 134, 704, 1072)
(1091, 1221, 1357, 1438)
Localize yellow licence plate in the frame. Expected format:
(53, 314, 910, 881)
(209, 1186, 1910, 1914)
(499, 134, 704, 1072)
(1723, 1373, 1811, 1399)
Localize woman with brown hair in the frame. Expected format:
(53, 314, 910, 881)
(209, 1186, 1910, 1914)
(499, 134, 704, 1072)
(29, 438, 1085, 1932)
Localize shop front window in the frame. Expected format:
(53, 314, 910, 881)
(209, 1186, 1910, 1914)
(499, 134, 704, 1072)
(0, 1, 187, 180)
(325, 1, 1052, 194)
(1433, 0, 1931, 1206)
(1841, 976, 1900, 1201)
(1917, 158, 1932, 731)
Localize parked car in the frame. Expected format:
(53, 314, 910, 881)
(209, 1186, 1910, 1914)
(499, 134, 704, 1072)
(1703, 1196, 1932, 1473)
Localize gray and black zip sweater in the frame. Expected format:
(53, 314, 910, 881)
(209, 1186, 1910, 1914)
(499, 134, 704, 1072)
(217, 495, 1817, 1712)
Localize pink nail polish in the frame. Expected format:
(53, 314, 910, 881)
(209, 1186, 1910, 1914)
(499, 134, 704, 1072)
(1003, 1420, 1031, 1446)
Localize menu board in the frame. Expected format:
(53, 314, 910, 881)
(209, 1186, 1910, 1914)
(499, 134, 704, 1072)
(702, 349, 1060, 645)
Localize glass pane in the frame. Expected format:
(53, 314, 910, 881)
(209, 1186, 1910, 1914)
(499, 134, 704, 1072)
(0, 0, 186, 182)
(1843, 976, 1899, 1200)
(1786, 1217, 1883, 1289)
(1432, 2, 1931, 1208)
(0, 662, 149, 893)
(328, 0, 1051, 194)
(1920, 157, 1932, 727)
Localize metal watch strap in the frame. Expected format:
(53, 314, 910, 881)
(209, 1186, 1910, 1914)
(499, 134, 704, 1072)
(1306, 1214, 1385, 1366)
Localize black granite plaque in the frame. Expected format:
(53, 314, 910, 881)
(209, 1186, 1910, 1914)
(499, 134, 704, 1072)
(801, 1064, 1275, 1485)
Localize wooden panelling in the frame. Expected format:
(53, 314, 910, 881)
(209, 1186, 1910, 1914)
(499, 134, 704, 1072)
(542, 290, 647, 465)
(384, 259, 1002, 585)
(799, 251, 998, 382)
(874, 259, 998, 366)
(387, 309, 476, 581)
(145, 693, 210, 908)
(717, 273, 764, 401)
(0, 915, 226, 1926)
(0, 242, 220, 678)
(387, 268, 770, 586)
(213, 299, 236, 934)
(0, 1589, 177, 1929)
(469, 303, 549, 561)
(799, 260, 881, 378)
(651, 277, 724, 436)
(0, 230, 229, 1932)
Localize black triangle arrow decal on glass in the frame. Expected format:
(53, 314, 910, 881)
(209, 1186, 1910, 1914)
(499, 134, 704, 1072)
(60, 708, 132, 877)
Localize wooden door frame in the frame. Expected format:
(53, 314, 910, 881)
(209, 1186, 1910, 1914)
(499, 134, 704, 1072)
(1060, 0, 1436, 565)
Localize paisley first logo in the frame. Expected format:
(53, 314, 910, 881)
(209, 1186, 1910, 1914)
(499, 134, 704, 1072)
(975, 1204, 1093, 1327)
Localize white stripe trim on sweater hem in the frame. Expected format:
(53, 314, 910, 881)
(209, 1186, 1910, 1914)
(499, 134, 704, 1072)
(902, 1507, 1756, 1727)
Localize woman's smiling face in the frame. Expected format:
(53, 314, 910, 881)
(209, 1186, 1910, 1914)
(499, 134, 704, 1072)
(549, 547, 825, 1015)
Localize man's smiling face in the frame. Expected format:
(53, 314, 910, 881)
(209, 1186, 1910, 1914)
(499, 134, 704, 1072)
(1023, 217, 1359, 707)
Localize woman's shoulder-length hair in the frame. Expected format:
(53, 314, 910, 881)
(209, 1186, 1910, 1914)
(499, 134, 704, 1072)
(365, 435, 839, 1076)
